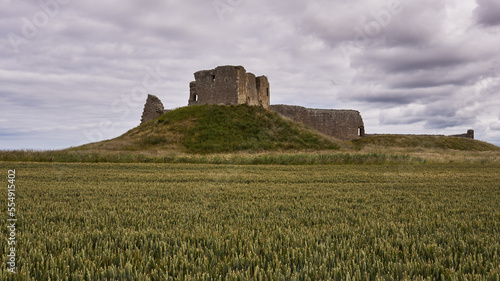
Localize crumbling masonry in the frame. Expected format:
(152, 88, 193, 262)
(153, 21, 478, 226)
(188, 65, 270, 109)
(269, 105, 365, 140)
(140, 94, 166, 124)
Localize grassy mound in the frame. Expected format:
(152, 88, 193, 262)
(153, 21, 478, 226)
(75, 105, 341, 154)
(353, 134, 500, 151)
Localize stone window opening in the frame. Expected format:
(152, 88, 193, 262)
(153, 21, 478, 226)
(266, 88, 269, 97)
(358, 126, 365, 137)
(194, 94, 198, 102)
(211, 75, 216, 83)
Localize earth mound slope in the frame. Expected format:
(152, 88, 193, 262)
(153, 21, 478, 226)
(76, 105, 342, 154)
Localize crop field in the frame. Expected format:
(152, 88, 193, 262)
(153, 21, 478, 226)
(1, 162, 499, 280)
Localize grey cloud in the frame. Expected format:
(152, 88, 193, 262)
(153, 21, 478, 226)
(423, 118, 473, 130)
(490, 121, 500, 131)
(387, 68, 481, 89)
(298, 0, 446, 50)
(1, 0, 500, 149)
(474, 0, 500, 26)
(378, 101, 477, 130)
(379, 0, 446, 47)
(357, 91, 422, 105)
(390, 78, 468, 89)
(296, 2, 364, 47)
(352, 47, 468, 73)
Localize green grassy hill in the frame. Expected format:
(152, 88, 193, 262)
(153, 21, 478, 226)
(75, 105, 342, 154)
(2, 105, 499, 163)
(353, 134, 500, 151)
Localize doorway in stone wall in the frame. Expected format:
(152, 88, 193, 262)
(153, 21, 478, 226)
(358, 126, 365, 137)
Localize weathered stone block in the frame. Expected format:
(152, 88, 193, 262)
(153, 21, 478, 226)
(140, 94, 165, 124)
(256, 76, 270, 108)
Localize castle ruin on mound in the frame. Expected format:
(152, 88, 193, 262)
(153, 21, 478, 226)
(140, 65, 473, 141)
(140, 65, 364, 140)
(185, 65, 363, 140)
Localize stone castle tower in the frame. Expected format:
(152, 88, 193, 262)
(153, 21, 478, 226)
(188, 65, 270, 109)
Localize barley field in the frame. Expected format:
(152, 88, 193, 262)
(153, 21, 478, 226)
(1, 162, 499, 280)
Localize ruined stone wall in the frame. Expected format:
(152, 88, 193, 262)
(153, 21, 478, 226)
(256, 76, 270, 108)
(189, 66, 240, 106)
(141, 94, 165, 124)
(236, 68, 247, 105)
(269, 105, 365, 140)
(450, 130, 474, 139)
(245, 73, 258, 106)
(367, 131, 475, 140)
(188, 65, 269, 109)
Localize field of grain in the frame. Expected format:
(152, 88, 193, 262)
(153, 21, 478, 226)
(1, 162, 499, 280)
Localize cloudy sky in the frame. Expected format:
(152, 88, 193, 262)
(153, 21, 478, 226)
(1, 0, 500, 149)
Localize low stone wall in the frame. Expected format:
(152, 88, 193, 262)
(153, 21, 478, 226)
(269, 104, 365, 140)
(449, 130, 474, 139)
(365, 130, 474, 139)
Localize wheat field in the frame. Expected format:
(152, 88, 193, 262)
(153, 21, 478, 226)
(1, 162, 499, 280)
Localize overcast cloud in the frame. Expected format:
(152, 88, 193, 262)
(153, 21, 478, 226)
(1, 0, 499, 149)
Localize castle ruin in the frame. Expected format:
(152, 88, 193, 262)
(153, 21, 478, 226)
(140, 66, 477, 141)
(269, 105, 365, 140)
(188, 65, 270, 109)
(141, 65, 365, 140)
